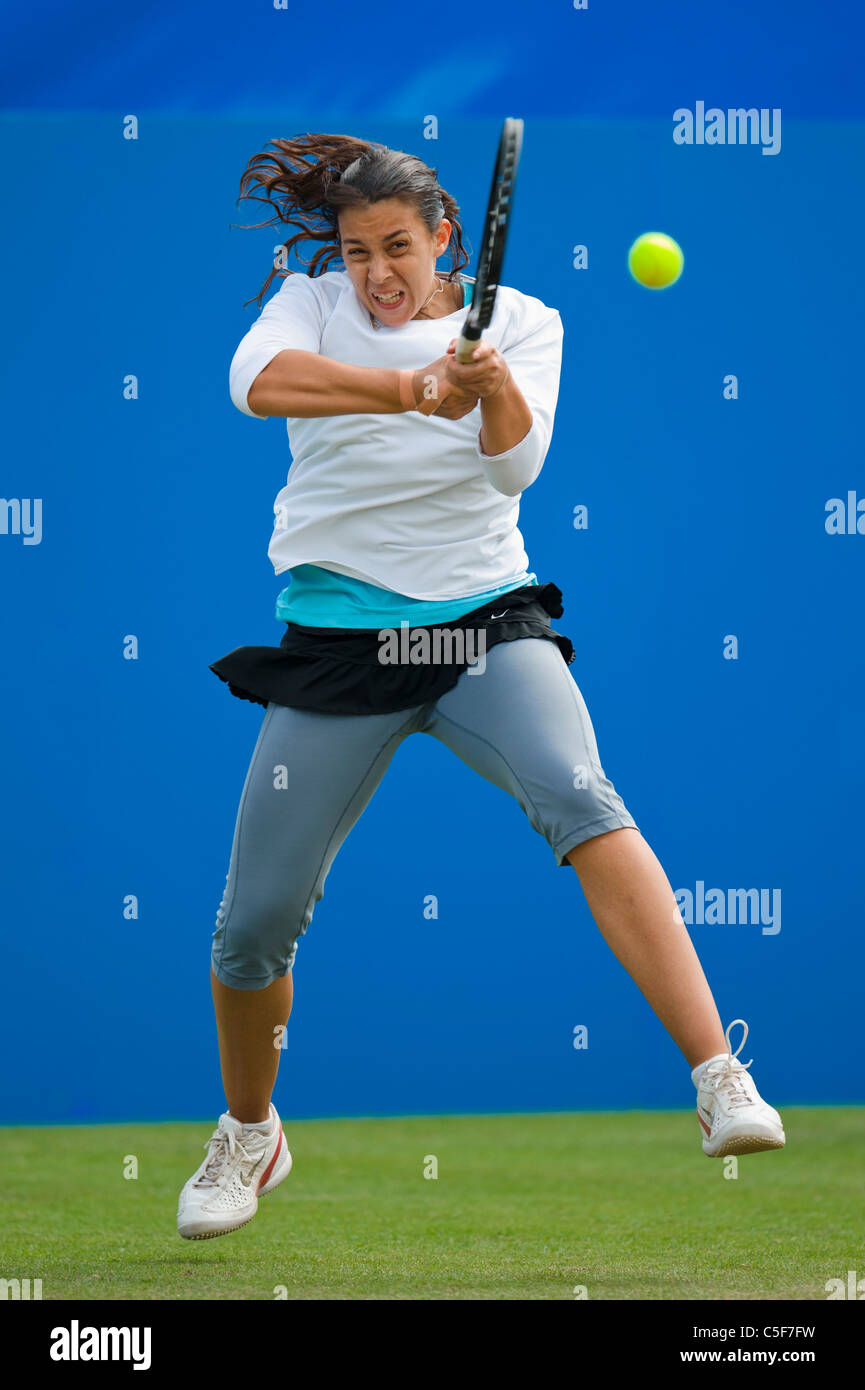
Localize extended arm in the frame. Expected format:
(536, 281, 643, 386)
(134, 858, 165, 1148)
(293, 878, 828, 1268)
(247, 350, 406, 418)
(245, 349, 481, 420)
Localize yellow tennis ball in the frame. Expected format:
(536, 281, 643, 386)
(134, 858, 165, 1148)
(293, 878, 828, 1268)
(628, 231, 684, 289)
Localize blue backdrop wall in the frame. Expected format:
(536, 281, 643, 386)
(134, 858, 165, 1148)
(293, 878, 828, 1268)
(1, 2, 862, 1123)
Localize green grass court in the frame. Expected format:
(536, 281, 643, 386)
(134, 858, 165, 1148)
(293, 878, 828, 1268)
(2, 1108, 861, 1301)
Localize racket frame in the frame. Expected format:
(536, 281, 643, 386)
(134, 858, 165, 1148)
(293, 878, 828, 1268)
(455, 117, 523, 365)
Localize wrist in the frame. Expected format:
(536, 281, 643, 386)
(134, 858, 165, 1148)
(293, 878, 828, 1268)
(397, 369, 417, 412)
(482, 366, 511, 401)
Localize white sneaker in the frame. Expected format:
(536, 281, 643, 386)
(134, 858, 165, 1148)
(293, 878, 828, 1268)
(177, 1102, 292, 1240)
(696, 1020, 786, 1157)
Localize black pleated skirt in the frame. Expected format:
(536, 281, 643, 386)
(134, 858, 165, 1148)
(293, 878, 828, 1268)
(209, 580, 576, 716)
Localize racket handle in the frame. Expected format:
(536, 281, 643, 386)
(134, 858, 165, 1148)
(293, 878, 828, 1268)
(455, 326, 481, 364)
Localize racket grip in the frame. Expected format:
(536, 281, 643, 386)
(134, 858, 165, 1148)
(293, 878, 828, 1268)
(455, 327, 481, 364)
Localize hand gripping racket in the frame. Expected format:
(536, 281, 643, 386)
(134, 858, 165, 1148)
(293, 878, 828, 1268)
(455, 117, 524, 364)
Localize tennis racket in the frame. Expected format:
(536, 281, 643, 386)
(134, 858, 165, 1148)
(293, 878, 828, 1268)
(455, 117, 524, 364)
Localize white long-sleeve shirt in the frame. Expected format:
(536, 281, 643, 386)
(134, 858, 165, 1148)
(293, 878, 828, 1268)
(228, 269, 563, 601)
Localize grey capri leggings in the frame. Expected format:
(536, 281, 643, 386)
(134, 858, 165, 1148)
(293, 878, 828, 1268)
(211, 636, 638, 990)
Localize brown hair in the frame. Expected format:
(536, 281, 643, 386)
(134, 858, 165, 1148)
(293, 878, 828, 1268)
(235, 133, 471, 307)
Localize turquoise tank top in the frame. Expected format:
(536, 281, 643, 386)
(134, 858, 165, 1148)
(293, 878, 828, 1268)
(274, 277, 538, 629)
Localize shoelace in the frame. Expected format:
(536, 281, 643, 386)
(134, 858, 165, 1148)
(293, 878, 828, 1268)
(196, 1125, 252, 1188)
(704, 1018, 754, 1109)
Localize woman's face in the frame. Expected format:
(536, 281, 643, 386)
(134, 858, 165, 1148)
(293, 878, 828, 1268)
(338, 198, 452, 326)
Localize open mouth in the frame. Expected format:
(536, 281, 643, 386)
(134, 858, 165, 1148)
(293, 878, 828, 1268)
(371, 288, 406, 312)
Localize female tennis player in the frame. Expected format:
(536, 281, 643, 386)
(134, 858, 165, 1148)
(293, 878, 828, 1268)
(177, 134, 785, 1240)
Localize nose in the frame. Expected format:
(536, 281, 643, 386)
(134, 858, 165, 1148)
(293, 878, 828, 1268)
(368, 255, 395, 285)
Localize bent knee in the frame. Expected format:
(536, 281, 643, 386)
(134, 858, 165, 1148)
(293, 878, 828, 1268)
(527, 758, 638, 867)
(212, 892, 310, 989)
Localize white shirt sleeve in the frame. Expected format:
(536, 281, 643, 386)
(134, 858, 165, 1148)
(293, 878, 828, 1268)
(475, 298, 564, 497)
(228, 275, 325, 419)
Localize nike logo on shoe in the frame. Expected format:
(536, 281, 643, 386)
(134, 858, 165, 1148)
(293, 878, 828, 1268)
(238, 1152, 267, 1189)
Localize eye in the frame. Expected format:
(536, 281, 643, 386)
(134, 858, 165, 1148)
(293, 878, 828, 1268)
(389, 241, 409, 251)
